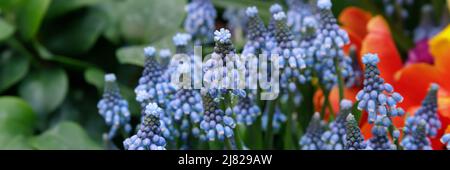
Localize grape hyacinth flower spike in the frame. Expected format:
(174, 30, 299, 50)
(441, 126, 450, 150)
(242, 6, 267, 57)
(184, 0, 217, 44)
(321, 99, 353, 150)
(299, 16, 318, 83)
(261, 105, 287, 133)
(413, 83, 441, 137)
(97, 74, 132, 141)
(401, 117, 432, 150)
(135, 46, 176, 108)
(313, 0, 354, 89)
(271, 11, 306, 94)
(123, 103, 166, 150)
(299, 112, 326, 150)
(364, 117, 397, 150)
(203, 28, 246, 99)
(356, 53, 405, 125)
(233, 93, 261, 126)
(345, 114, 367, 150)
(200, 94, 236, 143)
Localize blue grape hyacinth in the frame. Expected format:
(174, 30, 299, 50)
(285, 0, 313, 39)
(242, 6, 267, 57)
(441, 131, 450, 150)
(321, 99, 353, 150)
(168, 89, 203, 139)
(233, 93, 261, 126)
(271, 11, 306, 93)
(356, 53, 405, 125)
(345, 113, 367, 150)
(261, 105, 287, 133)
(123, 103, 166, 150)
(413, 83, 441, 137)
(97, 74, 132, 140)
(200, 94, 236, 142)
(298, 16, 318, 83)
(401, 116, 432, 150)
(364, 118, 396, 150)
(299, 112, 326, 150)
(203, 28, 246, 99)
(313, 0, 354, 90)
(184, 0, 217, 44)
(135, 46, 176, 108)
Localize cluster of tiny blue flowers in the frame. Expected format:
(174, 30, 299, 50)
(200, 94, 236, 142)
(298, 16, 318, 83)
(265, 4, 283, 53)
(299, 112, 326, 150)
(356, 54, 405, 125)
(345, 114, 367, 150)
(271, 11, 306, 93)
(203, 28, 246, 99)
(261, 105, 287, 133)
(413, 83, 441, 137)
(223, 6, 247, 35)
(184, 0, 217, 44)
(123, 103, 166, 150)
(135, 46, 176, 108)
(97, 74, 132, 140)
(321, 99, 353, 150)
(441, 132, 450, 150)
(312, 0, 354, 90)
(242, 6, 267, 57)
(285, 0, 313, 39)
(364, 120, 396, 150)
(233, 93, 261, 126)
(401, 116, 432, 150)
(168, 89, 203, 139)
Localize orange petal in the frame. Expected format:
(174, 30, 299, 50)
(429, 25, 450, 89)
(361, 16, 403, 84)
(394, 63, 441, 109)
(361, 121, 372, 139)
(339, 7, 372, 41)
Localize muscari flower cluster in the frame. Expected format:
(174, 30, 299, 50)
(200, 94, 236, 142)
(299, 112, 326, 150)
(261, 105, 287, 133)
(364, 118, 397, 150)
(413, 83, 441, 137)
(401, 116, 432, 150)
(203, 28, 246, 99)
(321, 99, 353, 150)
(344, 114, 367, 150)
(356, 54, 405, 125)
(298, 16, 318, 83)
(97, 74, 132, 140)
(123, 103, 166, 150)
(271, 11, 306, 94)
(285, 0, 314, 39)
(441, 128, 450, 150)
(184, 0, 217, 44)
(312, 0, 354, 90)
(233, 93, 261, 126)
(223, 6, 247, 35)
(242, 6, 267, 57)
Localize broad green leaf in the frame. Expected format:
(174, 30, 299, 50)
(0, 0, 25, 11)
(0, 18, 15, 42)
(118, 0, 186, 44)
(0, 134, 33, 149)
(116, 45, 146, 67)
(30, 121, 102, 150)
(17, 0, 51, 40)
(42, 9, 106, 55)
(46, 0, 104, 19)
(0, 96, 37, 136)
(84, 67, 105, 91)
(0, 50, 30, 93)
(98, 0, 121, 44)
(18, 67, 68, 115)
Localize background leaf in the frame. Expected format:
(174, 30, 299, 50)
(46, 0, 104, 19)
(17, 0, 51, 40)
(0, 96, 37, 149)
(30, 121, 102, 150)
(0, 50, 30, 93)
(0, 18, 15, 42)
(84, 67, 105, 91)
(18, 67, 68, 115)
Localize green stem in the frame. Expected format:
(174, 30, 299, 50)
(265, 99, 278, 149)
(334, 57, 345, 102)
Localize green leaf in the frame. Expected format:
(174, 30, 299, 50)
(30, 121, 102, 150)
(18, 67, 68, 115)
(42, 9, 106, 55)
(46, 0, 104, 19)
(0, 0, 26, 12)
(17, 0, 51, 40)
(116, 45, 146, 67)
(0, 50, 30, 93)
(0, 18, 15, 42)
(0, 96, 37, 136)
(0, 134, 33, 149)
(84, 67, 105, 91)
(118, 0, 186, 44)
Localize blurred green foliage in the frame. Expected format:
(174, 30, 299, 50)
(0, 0, 444, 149)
